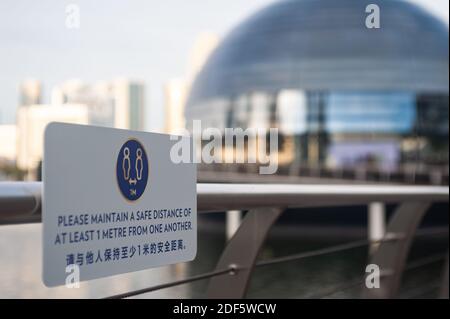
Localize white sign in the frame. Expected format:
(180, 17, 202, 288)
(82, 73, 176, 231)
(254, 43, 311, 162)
(43, 123, 197, 287)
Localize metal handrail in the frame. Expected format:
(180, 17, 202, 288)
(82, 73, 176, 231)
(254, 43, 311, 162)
(0, 182, 448, 224)
(0, 181, 448, 299)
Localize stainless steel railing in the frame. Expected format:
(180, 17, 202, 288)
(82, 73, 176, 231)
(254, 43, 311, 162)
(1, 182, 447, 222)
(0, 181, 448, 298)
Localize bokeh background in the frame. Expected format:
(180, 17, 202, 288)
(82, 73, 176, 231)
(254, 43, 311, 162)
(0, 0, 448, 298)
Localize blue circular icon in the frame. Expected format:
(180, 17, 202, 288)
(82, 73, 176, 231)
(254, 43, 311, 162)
(116, 139, 148, 201)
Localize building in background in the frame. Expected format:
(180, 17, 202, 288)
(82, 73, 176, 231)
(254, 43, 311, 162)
(185, 0, 449, 185)
(165, 33, 219, 134)
(0, 125, 18, 180)
(51, 79, 114, 127)
(11, 78, 145, 180)
(16, 104, 89, 180)
(19, 79, 41, 106)
(0, 125, 16, 163)
(112, 79, 145, 131)
(164, 78, 188, 134)
(186, 32, 220, 85)
(52, 79, 145, 131)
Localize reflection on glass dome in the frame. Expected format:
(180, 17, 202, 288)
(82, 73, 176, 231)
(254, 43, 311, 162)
(185, 0, 449, 185)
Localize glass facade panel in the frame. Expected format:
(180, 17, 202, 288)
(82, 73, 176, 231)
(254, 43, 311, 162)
(248, 92, 271, 129)
(277, 90, 307, 135)
(234, 94, 250, 128)
(325, 92, 416, 134)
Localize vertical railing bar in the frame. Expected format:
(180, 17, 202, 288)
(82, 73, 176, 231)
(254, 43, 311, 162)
(362, 202, 432, 298)
(206, 207, 284, 298)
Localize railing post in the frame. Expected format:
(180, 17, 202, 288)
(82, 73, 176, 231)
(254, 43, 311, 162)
(368, 202, 386, 254)
(362, 202, 431, 299)
(207, 207, 284, 298)
(226, 210, 242, 240)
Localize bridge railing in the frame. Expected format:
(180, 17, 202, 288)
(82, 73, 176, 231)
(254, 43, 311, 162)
(0, 182, 448, 298)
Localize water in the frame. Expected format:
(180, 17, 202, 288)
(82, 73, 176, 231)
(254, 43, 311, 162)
(0, 220, 447, 298)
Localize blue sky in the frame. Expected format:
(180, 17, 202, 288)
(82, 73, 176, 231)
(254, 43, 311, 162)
(0, 0, 448, 130)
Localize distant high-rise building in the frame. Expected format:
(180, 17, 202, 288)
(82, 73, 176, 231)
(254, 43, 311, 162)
(164, 32, 219, 134)
(16, 104, 89, 179)
(186, 32, 220, 83)
(51, 79, 114, 127)
(19, 79, 41, 106)
(51, 79, 145, 131)
(50, 79, 85, 105)
(164, 78, 187, 134)
(14, 78, 146, 180)
(112, 79, 145, 131)
(0, 125, 17, 163)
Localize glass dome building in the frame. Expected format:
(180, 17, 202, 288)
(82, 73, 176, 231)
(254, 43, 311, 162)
(185, 0, 449, 184)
